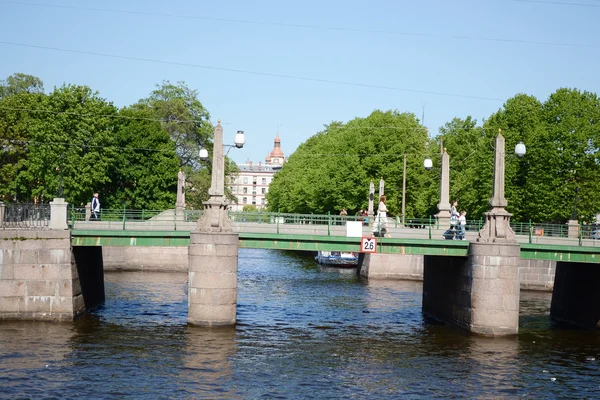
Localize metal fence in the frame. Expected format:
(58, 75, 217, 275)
(0, 203, 50, 229)
(64, 206, 600, 244)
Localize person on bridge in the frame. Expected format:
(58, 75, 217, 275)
(91, 193, 101, 221)
(443, 200, 460, 240)
(456, 210, 467, 240)
(374, 195, 389, 237)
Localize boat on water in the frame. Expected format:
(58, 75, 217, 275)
(314, 251, 359, 267)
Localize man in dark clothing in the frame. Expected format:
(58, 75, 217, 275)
(91, 193, 101, 221)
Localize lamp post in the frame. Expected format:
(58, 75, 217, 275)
(435, 145, 451, 225)
(401, 153, 432, 225)
(196, 121, 245, 232)
(477, 130, 526, 243)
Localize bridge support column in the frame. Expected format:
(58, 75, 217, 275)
(467, 242, 520, 335)
(0, 230, 88, 321)
(551, 262, 600, 328)
(188, 232, 238, 326)
(423, 243, 520, 336)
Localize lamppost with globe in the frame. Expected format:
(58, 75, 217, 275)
(478, 130, 526, 243)
(196, 121, 245, 232)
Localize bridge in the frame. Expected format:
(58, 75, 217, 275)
(1, 203, 599, 335)
(63, 208, 600, 263)
(3, 125, 599, 336)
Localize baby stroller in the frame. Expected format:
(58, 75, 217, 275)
(442, 216, 459, 240)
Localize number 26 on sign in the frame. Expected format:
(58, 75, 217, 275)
(361, 237, 377, 253)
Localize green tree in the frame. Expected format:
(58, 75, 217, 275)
(0, 90, 47, 201)
(535, 88, 600, 223)
(0, 73, 44, 99)
(267, 110, 431, 216)
(139, 81, 213, 168)
(7, 84, 120, 206)
(107, 104, 180, 210)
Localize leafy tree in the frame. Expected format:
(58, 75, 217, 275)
(138, 81, 213, 168)
(0, 73, 44, 99)
(535, 89, 600, 223)
(107, 104, 180, 210)
(21, 84, 120, 206)
(0, 90, 47, 201)
(267, 110, 430, 217)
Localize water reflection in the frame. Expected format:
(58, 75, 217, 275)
(180, 326, 238, 398)
(461, 336, 522, 398)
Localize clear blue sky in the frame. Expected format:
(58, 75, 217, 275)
(1, 0, 599, 164)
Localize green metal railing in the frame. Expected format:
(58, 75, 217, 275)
(67, 206, 600, 245)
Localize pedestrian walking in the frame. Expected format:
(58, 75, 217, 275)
(373, 195, 389, 237)
(457, 210, 467, 240)
(443, 200, 460, 239)
(91, 193, 101, 221)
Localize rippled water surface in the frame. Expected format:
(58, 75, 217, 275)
(1, 249, 599, 399)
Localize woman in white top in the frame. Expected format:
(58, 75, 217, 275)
(376, 195, 388, 236)
(450, 200, 459, 220)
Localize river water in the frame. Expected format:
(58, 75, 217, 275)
(1, 249, 598, 399)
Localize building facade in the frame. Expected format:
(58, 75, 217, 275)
(229, 134, 285, 211)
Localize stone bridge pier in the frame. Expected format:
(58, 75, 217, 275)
(423, 132, 523, 336)
(422, 243, 521, 336)
(0, 199, 104, 321)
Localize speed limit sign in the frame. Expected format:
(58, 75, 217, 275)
(361, 237, 377, 253)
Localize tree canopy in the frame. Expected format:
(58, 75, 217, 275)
(0, 74, 221, 210)
(267, 89, 600, 224)
(266, 110, 432, 216)
(0, 73, 44, 99)
(2, 72, 598, 223)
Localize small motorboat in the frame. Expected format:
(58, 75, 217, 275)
(315, 251, 358, 267)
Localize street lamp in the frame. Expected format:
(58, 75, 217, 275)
(401, 154, 433, 225)
(478, 129, 526, 243)
(515, 141, 526, 158)
(196, 122, 245, 232)
(199, 130, 245, 161)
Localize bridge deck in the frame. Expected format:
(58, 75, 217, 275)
(70, 229, 600, 263)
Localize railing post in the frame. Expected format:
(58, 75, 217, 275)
(327, 211, 331, 236)
(174, 207, 177, 231)
(277, 208, 280, 235)
(528, 219, 532, 244)
(578, 222, 582, 246)
(122, 204, 126, 230)
(428, 215, 432, 240)
(71, 203, 75, 227)
(142, 209, 145, 221)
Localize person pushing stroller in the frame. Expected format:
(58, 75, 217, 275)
(443, 200, 460, 240)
